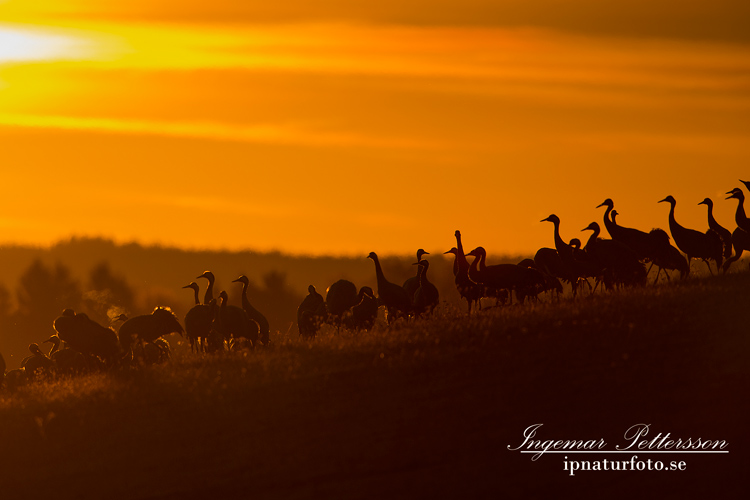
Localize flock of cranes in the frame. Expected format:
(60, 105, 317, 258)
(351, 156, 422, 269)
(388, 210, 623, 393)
(2, 182, 749, 388)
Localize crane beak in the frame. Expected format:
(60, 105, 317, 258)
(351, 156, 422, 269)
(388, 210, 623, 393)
(657, 197, 668, 203)
(540, 217, 550, 222)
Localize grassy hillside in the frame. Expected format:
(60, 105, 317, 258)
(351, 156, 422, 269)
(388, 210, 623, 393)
(0, 271, 746, 498)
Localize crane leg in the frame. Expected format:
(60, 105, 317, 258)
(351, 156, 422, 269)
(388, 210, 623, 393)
(704, 259, 714, 275)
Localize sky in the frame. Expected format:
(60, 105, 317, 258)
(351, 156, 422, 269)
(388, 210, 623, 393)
(0, 1, 748, 256)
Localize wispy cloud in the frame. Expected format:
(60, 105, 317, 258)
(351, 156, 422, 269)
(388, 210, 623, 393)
(0, 113, 438, 149)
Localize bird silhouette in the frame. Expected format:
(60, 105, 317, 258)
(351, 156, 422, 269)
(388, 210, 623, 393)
(466, 247, 524, 304)
(53, 309, 120, 365)
(367, 252, 412, 322)
(182, 281, 214, 353)
(347, 286, 379, 331)
(698, 198, 732, 260)
(325, 279, 359, 325)
(118, 307, 184, 356)
(21, 343, 54, 379)
(216, 290, 258, 347)
(540, 214, 596, 295)
(232, 275, 270, 345)
(297, 285, 326, 338)
(42, 335, 87, 375)
(447, 231, 484, 313)
(646, 229, 689, 281)
(596, 199, 655, 261)
(659, 195, 723, 274)
(726, 187, 750, 233)
(403, 249, 429, 300)
(412, 260, 439, 315)
(581, 222, 646, 288)
(196, 271, 216, 304)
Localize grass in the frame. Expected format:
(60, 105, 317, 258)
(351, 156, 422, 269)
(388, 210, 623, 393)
(0, 272, 747, 499)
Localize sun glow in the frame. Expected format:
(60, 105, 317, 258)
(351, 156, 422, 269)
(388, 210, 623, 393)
(0, 24, 99, 64)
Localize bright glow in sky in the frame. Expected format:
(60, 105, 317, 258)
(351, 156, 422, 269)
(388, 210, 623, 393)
(0, 2, 749, 256)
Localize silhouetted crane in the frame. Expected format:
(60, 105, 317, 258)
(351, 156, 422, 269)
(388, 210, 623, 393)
(297, 285, 326, 339)
(726, 187, 750, 233)
(53, 309, 120, 365)
(368, 252, 412, 321)
(21, 343, 54, 379)
(596, 199, 655, 260)
(182, 281, 214, 352)
(466, 246, 525, 304)
(43, 335, 87, 375)
(581, 222, 646, 288)
(447, 230, 484, 313)
(659, 195, 723, 274)
(403, 249, 429, 300)
(325, 279, 359, 325)
(412, 260, 439, 315)
(347, 286, 378, 331)
(118, 307, 184, 355)
(232, 275, 270, 345)
(723, 187, 750, 272)
(216, 290, 258, 347)
(540, 214, 596, 295)
(197, 270, 216, 304)
(698, 198, 732, 260)
(647, 229, 689, 281)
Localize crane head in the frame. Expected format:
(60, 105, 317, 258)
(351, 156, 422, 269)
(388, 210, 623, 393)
(444, 247, 458, 255)
(307, 285, 317, 294)
(726, 188, 744, 200)
(658, 195, 676, 205)
(466, 246, 485, 257)
(197, 270, 215, 281)
(182, 281, 199, 291)
(569, 238, 581, 249)
(231, 275, 249, 285)
(596, 199, 614, 209)
(412, 259, 429, 269)
(581, 222, 598, 232)
(416, 249, 429, 260)
(698, 198, 712, 207)
(540, 214, 559, 224)
(367, 252, 377, 260)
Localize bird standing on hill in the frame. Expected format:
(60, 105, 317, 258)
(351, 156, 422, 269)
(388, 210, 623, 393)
(466, 246, 524, 304)
(447, 231, 484, 313)
(403, 249, 429, 300)
(367, 252, 412, 322)
(698, 198, 733, 260)
(659, 195, 723, 274)
(216, 290, 257, 347)
(232, 275, 270, 345)
(197, 271, 216, 304)
(182, 281, 214, 352)
(596, 199, 655, 261)
(348, 287, 379, 331)
(53, 309, 121, 365)
(723, 187, 750, 272)
(118, 307, 184, 358)
(581, 222, 646, 288)
(325, 279, 359, 325)
(43, 335, 87, 375)
(297, 285, 326, 338)
(412, 260, 439, 315)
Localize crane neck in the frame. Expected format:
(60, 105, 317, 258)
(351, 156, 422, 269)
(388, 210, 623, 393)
(48, 338, 60, 356)
(468, 253, 481, 281)
(602, 204, 618, 236)
(239, 280, 250, 310)
(666, 200, 680, 234)
(204, 278, 214, 305)
(191, 287, 200, 305)
(732, 195, 749, 229)
(371, 255, 387, 288)
(551, 220, 570, 258)
(455, 233, 470, 272)
(418, 264, 429, 287)
(584, 227, 599, 250)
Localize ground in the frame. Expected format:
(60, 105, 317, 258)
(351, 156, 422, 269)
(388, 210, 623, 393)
(0, 272, 747, 499)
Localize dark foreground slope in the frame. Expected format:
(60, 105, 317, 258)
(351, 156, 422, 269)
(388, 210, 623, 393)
(0, 273, 747, 499)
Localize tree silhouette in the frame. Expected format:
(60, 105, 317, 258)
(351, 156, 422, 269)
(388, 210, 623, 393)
(15, 259, 82, 341)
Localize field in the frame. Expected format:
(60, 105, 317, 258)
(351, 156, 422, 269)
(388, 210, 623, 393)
(0, 271, 747, 499)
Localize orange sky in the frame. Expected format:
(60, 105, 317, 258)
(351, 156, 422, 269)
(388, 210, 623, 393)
(0, 2, 749, 256)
